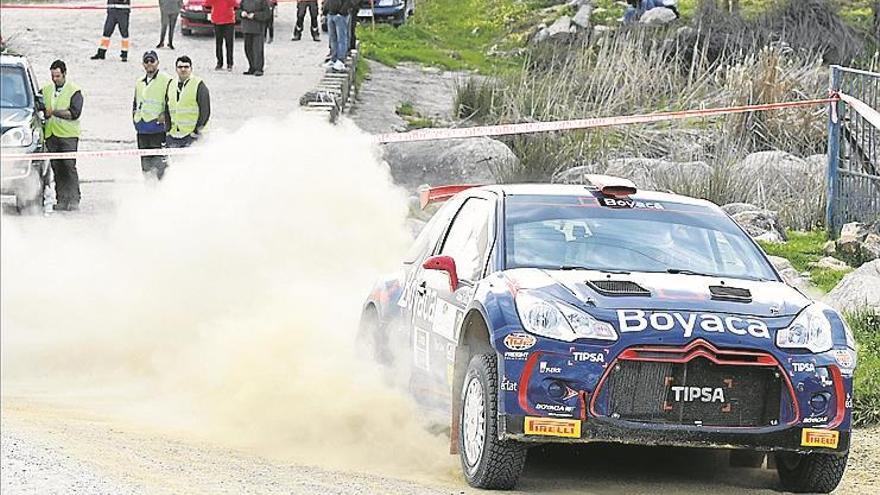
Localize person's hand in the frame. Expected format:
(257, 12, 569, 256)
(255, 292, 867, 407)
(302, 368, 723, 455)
(44, 107, 53, 117)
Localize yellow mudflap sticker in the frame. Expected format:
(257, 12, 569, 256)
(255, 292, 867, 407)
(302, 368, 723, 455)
(524, 416, 581, 438)
(801, 428, 839, 449)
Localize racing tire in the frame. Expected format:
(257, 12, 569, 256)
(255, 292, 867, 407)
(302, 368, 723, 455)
(775, 451, 848, 493)
(356, 307, 392, 366)
(459, 353, 527, 490)
(182, 27, 193, 36)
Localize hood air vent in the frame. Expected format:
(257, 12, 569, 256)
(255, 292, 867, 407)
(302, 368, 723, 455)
(709, 285, 752, 303)
(587, 280, 651, 297)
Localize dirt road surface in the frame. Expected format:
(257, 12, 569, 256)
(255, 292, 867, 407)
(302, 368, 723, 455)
(2, 3, 880, 495)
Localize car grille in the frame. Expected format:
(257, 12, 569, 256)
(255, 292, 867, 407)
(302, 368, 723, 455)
(604, 358, 783, 427)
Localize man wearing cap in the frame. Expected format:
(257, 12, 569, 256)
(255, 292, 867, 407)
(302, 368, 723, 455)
(164, 55, 210, 148)
(133, 50, 172, 179)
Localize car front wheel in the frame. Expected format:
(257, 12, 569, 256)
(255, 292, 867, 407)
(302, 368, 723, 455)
(459, 353, 527, 490)
(775, 451, 848, 493)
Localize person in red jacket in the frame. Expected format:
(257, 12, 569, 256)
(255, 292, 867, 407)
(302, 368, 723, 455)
(206, 0, 237, 71)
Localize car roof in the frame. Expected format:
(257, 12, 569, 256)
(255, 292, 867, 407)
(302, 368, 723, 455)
(474, 183, 721, 210)
(0, 54, 30, 68)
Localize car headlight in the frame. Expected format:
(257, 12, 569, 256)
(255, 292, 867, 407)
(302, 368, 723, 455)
(515, 291, 617, 342)
(776, 304, 834, 353)
(0, 126, 34, 148)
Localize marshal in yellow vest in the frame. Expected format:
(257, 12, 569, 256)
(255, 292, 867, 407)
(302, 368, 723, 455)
(167, 76, 204, 138)
(42, 81, 82, 139)
(134, 72, 172, 124)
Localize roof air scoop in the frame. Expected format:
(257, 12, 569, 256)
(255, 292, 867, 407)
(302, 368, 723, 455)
(709, 285, 752, 303)
(585, 174, 637, 198)
(587, 280, 651, 297)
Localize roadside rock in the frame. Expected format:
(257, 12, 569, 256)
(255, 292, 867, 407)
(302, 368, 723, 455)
(768, 256, 813, 291)
(530, 26, 550, 45)
(808, 256, 851, 271)
(825, 259, 880, 312)
(382, 137, 511, 190)
(548, 16, 573, 40)
(602, 158, 711, 191)
(836, 221, 880, 266)
(640, 8, 678, 25)
(732, 210, 788, 243)
(734, 151, 821, 203)
(572, 5, 593, 30)
(720, 203, 761, 216)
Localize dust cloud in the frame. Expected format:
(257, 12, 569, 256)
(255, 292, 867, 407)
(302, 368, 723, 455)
(0, 114, 457, 479)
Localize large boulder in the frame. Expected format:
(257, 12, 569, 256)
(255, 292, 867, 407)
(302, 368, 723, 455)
(732, 209, 788, 243)
(720, 203, 761, 216)
(548, 16, 573, 40)
(382, 137, 511, 190)
(572, 5, 593, 30)
(640, 7, 678, 25)
(602, 158, 711, 191)
(825, 259, 880, 313)
(835, 221, 880, 266)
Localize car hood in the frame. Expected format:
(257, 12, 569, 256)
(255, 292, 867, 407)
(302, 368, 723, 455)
(0, 107, 33, 132)
(504, 268, 811, 318)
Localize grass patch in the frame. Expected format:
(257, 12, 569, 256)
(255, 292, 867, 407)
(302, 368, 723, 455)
(394, 101, 438, 129)
(758, 230, 851, 293)
(357, 0, 556, 72)
(396, 101, 416, 117)
(848, 309, 880, 427)
(354, 55, 371, 95)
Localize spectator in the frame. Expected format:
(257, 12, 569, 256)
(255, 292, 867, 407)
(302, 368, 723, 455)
(292, 0, 319, 42)
(266, 0, 277, 43)
(90, 0, 131, 62)
(206, 0, 236, 71)
(41, 60, 84, 211)
(323, 0, 350, 72)
(347, 0, 357, 53)
(240, 0, 271, 76)
(165, 56, 210, 148)
(157, 0, 182, 49)
(133, 50, 172, 180)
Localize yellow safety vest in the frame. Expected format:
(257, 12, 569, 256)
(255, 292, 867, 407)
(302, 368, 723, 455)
(134, 72, 171, 124)
(167, 76, 203, 138)
(42, 81, 81, 139)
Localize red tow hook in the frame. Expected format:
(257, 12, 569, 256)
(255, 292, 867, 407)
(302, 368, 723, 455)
(579, 391, 588, 421)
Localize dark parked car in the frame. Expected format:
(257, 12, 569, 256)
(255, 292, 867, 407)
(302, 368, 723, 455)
(354, 0, 414, 26)
(1, 54, 46, 214)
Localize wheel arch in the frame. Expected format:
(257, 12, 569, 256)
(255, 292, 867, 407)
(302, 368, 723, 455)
(450, 304, 495, 454)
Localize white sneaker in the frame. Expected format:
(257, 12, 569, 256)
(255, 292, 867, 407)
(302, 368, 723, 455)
(332, 60, 346, 72)
(323, 60, 333, 68)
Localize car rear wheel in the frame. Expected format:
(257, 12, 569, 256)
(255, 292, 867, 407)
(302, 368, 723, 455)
(459, 353, 527, 489)
(775, 451, 848, 493)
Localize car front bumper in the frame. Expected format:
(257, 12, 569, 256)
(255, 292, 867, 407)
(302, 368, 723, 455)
(0, 146, 43, 203)
(502, 414, 851, 455)
(355, 4, 405, 21)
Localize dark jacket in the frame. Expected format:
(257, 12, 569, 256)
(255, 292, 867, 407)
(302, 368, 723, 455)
(322, 0, 356, 16)
(240, 0, 271, 33)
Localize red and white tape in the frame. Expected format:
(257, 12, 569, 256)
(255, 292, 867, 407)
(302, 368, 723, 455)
(0, 3, 157, 10)
(0, 94, 862, 162)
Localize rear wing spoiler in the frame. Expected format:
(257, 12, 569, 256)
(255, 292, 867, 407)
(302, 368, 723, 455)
(418, 184, 482, 209)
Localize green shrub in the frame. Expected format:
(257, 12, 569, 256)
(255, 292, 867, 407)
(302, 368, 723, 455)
(848, 309, 880, 426)
(758, 230, 851, 293)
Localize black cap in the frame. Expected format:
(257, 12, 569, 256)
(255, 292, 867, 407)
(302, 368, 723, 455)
(143, 50, 158, 62)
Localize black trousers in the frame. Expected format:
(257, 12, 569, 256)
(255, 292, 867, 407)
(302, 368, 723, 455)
(349, 9, 357, 50)
(294, 1, 319, 37)
(214, 23, 234, 67)
(244, 32, 265, 72)
(45, 136, 80, 206)
(160, 13, 178, 45)
(265, 5, 275, 40)
(137, 132, 167, 179)
(102, 9, 130, 38)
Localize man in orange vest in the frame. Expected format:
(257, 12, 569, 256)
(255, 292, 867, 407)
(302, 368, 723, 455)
(90, 0, 132, 62)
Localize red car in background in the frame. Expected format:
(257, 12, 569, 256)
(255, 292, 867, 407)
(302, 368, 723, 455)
(180, 0, 242, 36)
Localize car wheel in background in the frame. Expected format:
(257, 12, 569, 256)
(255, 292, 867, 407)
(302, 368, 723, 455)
(459, 353, 527, 489)
(356, 307, 392, 366)
(182, 27, 193, 36)
(775, 451, 848, 493)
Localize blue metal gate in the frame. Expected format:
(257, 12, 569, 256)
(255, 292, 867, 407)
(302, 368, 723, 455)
(826, 65, 880, 237)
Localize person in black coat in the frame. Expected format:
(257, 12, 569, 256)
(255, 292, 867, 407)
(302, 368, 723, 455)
(240, 0, 272, 76)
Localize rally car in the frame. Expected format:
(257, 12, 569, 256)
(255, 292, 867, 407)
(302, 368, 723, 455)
(359, 177, 857, 492)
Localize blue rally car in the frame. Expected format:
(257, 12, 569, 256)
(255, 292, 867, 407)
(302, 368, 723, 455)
(359, 177, 857, 492)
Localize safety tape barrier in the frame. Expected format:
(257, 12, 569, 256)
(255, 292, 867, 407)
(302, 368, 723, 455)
(839, 93, 880, 129)
(0, 94, 863, 161)
(373, 97, 839, 144)
(0, 0, 301, 9)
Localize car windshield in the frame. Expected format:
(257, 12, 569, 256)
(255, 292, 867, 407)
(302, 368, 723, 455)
(504, 194, 777, 281)
(0, 65, 32, 109)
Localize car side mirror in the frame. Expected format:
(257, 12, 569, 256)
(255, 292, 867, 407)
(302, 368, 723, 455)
(422, 255, 459, 292)
(35, 94, 45, 112)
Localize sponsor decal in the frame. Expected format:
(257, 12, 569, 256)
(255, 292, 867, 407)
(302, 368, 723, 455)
(431, 299, 459, 341)
(831, 349, 856, 371)
(504, 351, 529, 360)
(524, 417, 581, 438)
(801, 428, 839, 449)
(539, 362, 562, 374)
(600, 197, 664, 210)
(617, 310, 770, 339)
(501, 376, 518, 392)
(535, 403, 575, 413)
(413, 287, 438, 323)
(413, 328, 430, 370)
(671, 386, 726, 403)
(504, 332, 536, 351)
(802, 416, 829, 424)
(571, 351, 605, 363)
(792, 362, 816, 373)
(845, 393, 853, 409)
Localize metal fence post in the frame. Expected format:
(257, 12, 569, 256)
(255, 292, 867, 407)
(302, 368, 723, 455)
(825, 65, 842, 238)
